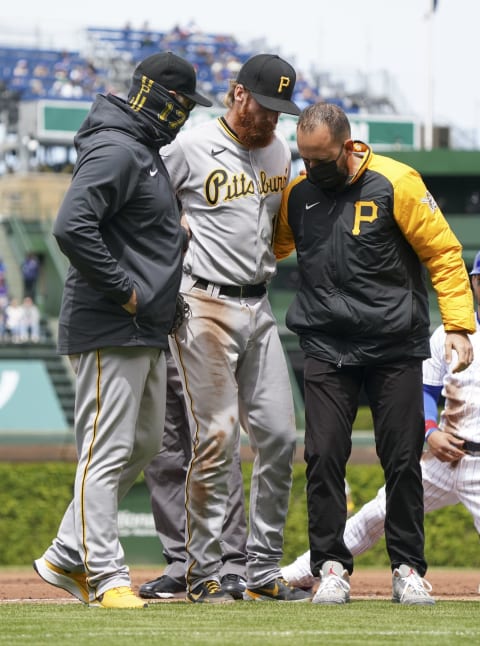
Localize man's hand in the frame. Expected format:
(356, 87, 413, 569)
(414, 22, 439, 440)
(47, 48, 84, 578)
(122, 288, 137, 315)
(181, 213, 191, 238)
(444, 331, 473, 373)
(427, 429, 465, 462)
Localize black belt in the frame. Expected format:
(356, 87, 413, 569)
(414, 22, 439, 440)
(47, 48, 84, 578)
(462, 440, 480, 455)
(193, 278, 266, 298)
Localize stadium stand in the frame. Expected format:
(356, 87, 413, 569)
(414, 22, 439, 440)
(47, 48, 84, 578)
(0, 23, 383, 112)
(0, 45, 109, 101)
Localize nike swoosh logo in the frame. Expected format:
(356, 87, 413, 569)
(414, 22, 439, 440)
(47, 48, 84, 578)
(188, 591, 203, 601)
(149, 168, 158, 176)
(211, 147, 227, 157)
(305, 202, 321, 210)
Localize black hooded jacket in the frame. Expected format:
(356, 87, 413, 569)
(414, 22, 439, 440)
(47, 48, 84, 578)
(53, 94, 183, 354)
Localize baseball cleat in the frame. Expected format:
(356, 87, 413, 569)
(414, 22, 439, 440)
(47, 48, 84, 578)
(33, 557, 89, 603)
(90, 586, 148, 609)
(220, 573, 247, 600)
(312, 561, 350, 604)
(187, 579, 235, 604)
(139, 574, 186, 599)
(244, 577, 311, 602)
(392, 564, 435, 605)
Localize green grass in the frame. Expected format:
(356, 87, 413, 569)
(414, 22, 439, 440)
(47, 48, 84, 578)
(1, 601, 479, 645)
(353, 406, 374, 430)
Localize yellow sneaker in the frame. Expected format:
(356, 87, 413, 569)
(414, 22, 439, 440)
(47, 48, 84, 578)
(33, 557, 89, 603)
(91, 586, 148, 609)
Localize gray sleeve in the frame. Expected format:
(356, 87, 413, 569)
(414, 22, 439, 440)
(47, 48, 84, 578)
(161, 138, 190, 192)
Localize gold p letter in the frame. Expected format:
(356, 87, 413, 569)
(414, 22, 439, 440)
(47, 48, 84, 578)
(352, 201, 378, 235)
(277, 76, 291, 93)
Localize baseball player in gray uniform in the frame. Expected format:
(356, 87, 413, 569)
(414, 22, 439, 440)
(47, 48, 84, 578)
(140, 350, 248, 600)
(282, 250, 480, 598)
(32, 52, 212, 609)
(164, 54, 310, 603)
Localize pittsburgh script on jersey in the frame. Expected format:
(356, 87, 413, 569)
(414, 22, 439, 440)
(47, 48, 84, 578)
(204, 169, 288, 205)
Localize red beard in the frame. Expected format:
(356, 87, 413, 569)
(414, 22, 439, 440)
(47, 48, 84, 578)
(235, 98, 276, 149)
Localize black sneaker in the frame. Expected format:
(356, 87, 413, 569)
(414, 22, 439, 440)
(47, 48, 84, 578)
(245, 577, 311, 602)
(221, 573, 247, 600)
(139, 574, 186, 599)
(187, 579, 235, 604)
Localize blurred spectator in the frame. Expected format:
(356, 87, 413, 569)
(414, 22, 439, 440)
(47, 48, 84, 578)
(4, 297, 23, 343)
(33, 62, 50, 77)
(21, 251, 40, 301)
(54, 50, 74, 73)
(465, 190, 480, 215)
(140, 21, 156, 48)
(29, 78, 46, 97)
(0, 305, 6, 341)
(122, 21, 133, 41)
(50, 70, 84, 98)
(20, 296, 41, 343)
(12, 58, 29, 77)
(294, 85, 321, 111)
(0, 280, 7, 304)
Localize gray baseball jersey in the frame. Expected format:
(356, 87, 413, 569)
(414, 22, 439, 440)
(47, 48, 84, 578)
(162, 116, 290, 286)
(163, 116, 297, 590)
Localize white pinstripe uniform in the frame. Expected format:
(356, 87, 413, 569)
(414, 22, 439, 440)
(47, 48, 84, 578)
(163, 116, 297, 590)
(344, 317, 480, 554)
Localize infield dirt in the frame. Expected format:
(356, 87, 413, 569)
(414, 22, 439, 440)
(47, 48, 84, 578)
(1, 567, 478, 602)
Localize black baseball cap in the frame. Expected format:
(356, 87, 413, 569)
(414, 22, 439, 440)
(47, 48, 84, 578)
(237, 54, 300, 115)
(136, 51, 213, 107)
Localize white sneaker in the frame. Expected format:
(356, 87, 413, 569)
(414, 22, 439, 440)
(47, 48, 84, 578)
(281, 552, 317, 590)
(392, 564, 435, 605)
(312, 561, 350, 605)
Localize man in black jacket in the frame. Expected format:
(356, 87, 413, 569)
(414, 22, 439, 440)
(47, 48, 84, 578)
(33, 52, 211, 609)
(275, 102, 475, 606)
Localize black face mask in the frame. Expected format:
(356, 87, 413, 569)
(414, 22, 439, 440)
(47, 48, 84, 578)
(306, 145, 348, 192)
(128, 71, 192, 147)
(306, 161, 348, 191)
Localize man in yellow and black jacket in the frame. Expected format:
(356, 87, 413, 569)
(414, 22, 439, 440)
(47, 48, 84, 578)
(274, 102, 475, 606)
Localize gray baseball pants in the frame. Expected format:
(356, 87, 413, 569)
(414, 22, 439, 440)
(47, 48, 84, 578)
(170, 289, 297, 590)
(43, 346, 167, 600)
(144, 351, 247, 583)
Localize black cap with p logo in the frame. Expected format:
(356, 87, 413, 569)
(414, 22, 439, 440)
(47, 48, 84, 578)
(236, 54, 300, 115)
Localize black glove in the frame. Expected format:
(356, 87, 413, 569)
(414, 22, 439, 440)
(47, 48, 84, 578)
(169, 293, 191, 335)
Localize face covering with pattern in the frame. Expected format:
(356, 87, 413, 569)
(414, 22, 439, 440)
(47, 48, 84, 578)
(127, 71, 191, 147)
